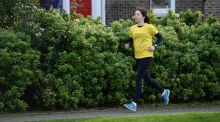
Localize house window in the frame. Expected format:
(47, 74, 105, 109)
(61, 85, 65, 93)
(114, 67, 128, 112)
(151, 0, 175, 17)
(152, 0, 171, 8)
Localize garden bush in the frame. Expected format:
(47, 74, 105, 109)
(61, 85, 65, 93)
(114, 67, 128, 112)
(0, 3, 219, 112)
(0, 29, 39, 112)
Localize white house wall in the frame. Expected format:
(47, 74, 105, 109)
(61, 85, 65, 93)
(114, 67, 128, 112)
(92, 0, 106, 24)
(63, 0, 70, 14)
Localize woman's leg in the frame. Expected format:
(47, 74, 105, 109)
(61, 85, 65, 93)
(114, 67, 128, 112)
(143, 58, 164, 93)
(132, 58, 150, 102)
(142, 58, 170, 105)
(124, 57, 170, 111)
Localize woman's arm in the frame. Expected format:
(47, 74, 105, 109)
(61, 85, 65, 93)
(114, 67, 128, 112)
(153, 33, 164, 48)
(125, 37, 133, 49)
(148, 33, 164, 51)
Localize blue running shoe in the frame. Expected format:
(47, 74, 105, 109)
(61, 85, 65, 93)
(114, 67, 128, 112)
(124, 102, 137, 111)
(162, 89, 170, 105)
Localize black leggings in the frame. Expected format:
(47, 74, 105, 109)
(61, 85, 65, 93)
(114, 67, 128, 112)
(133, 57, 164, 102)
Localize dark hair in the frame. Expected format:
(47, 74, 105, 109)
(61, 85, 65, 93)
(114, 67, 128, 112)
(135, 7, 150, 23)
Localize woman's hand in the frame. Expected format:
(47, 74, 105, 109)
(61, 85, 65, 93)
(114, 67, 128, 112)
(125, 43, 131, 49)
(148, 45, 155, 52)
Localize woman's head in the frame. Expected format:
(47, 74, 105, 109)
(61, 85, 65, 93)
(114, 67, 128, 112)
(134, 7, 150, 24)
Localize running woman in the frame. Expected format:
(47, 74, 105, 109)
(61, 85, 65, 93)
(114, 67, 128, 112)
(124, 7, 170, 111)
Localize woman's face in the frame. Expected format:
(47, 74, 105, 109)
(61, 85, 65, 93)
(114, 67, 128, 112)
(134, 10, 145, 23)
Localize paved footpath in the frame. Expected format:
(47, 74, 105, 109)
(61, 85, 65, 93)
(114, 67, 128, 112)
(0, 105, 220, 122)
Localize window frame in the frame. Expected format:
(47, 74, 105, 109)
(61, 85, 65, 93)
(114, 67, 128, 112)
(150, 0, 176, 17)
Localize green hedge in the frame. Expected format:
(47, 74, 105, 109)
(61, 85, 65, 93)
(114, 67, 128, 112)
(0, 29, 39, 111)
(0, 3, 219, 112)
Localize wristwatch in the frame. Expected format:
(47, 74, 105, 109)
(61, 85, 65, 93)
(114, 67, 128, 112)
(154, 44, 158, 48)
